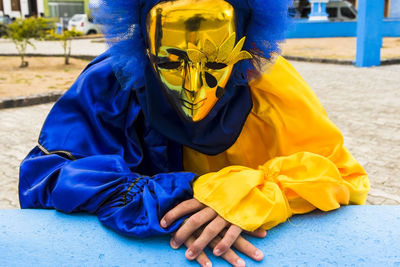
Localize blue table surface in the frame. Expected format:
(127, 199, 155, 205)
(1, 206, 400, 266)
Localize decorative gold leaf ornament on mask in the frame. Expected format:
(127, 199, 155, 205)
(146, 0, 252, 122)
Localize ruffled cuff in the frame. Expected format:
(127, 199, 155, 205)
(97, 172, 196, 237)
(193, 152, 353, 231)
(193, 166, 292, 232)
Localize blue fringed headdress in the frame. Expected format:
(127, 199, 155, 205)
(93, 0, 291, 91)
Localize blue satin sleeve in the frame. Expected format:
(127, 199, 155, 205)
(19, 148, 195, 237)
(19, 52, 197, 237)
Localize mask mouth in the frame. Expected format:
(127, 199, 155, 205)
(179, 98, 207, 110)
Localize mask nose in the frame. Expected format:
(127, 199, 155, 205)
(183, 63, 202, 102)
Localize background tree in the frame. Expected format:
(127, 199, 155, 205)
(48, 30, 82, 65)
(5, 18, 51, 68)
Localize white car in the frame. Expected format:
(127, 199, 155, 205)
(67, 14, 101, 35)
(292, 0, 357, 21)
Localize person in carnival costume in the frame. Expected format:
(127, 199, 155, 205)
(19, 0, 370, 266)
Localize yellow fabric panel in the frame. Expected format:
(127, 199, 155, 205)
(261, 152, 350, 212)
(184, 56, 370, 231)
(193, 165, 292, 231)
(331, 146, 370, 205)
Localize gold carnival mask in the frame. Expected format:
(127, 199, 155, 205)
(146, 0, 252, 122)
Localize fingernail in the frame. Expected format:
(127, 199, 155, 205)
(205, 261, 212, 267)
(170, 239, 178, 249)
(263, 231, 267, 237)
(236, 259, 245, 266)
(255, 250, 263, 259)
(187, 250, 194, 258)
(214, 248, 221, 256)
(160, 219, 167, 228)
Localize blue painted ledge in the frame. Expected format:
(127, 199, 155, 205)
(286, 19, 400, 38)
(1, 206, 400, 266)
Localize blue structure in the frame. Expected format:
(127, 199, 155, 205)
(356, 0, 385, 67)
(286, 19, 400, 38)
(1, 206, 400, 266)
(308, 0, 329, 21)
(286, 21, 357, 38)
(286, 0, 400, 67)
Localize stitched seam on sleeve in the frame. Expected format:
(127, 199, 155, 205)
(37, 143, 76, 161)
(122, 177, 141, 205)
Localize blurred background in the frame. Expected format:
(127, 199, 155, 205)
(0, 0, 399, 209)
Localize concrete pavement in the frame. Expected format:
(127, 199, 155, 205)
(0, 38, 107, 56)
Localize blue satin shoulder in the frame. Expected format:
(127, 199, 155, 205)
(19, 52, 196, 237)
(39, 52, 184, 174)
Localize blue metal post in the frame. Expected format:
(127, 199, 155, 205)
(355, 0, 385, 67)
(308, 0, 329, 21)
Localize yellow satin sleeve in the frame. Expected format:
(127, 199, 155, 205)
(184, 56, 370, 231)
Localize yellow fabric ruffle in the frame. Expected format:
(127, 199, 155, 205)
(184, 56, 370, 232)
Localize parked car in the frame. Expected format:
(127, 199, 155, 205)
(288, 7, 302, 18)
(0, 15, 13, 37)
(292, 0, 357, 21)
(67, 14, 100, 35)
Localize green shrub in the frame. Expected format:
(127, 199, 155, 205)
(48, 29, 82, 65)
(5, 17, 52, 68)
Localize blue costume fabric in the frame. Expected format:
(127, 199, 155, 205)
(19, 53, 196, 237)
(19, 0, 291, 237)
(93, 0, 290, 154)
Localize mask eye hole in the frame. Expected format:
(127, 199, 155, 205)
(157, 61, 182, 70)
(205, 72, 218, 88)
(205, 62, 227, 70)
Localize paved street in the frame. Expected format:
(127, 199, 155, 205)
(0, 60, 400, 209)
(0, 38, 107, 56)
(0, 104, 51, 208)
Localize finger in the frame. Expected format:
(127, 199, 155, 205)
(213, 225, 242, 256)
(233, 235, 264, 261)
(171, 207, 217, 249)
(184, 235, 212, 267)
(219, 227, 264, 261)
(161, 199, 205, 228)
(244, 228, 267, 238)
(209, 235, 246, 267)
(186, 216, 229, 260)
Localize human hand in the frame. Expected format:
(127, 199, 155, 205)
(160, 199, 267, 267)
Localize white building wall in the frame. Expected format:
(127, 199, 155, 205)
(1, 0, 44, 18)
(1, 0, 23, 18)
(20, 0, 29, 17)
(2, 0, 12, 17)
(37, 0, 44, 15)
